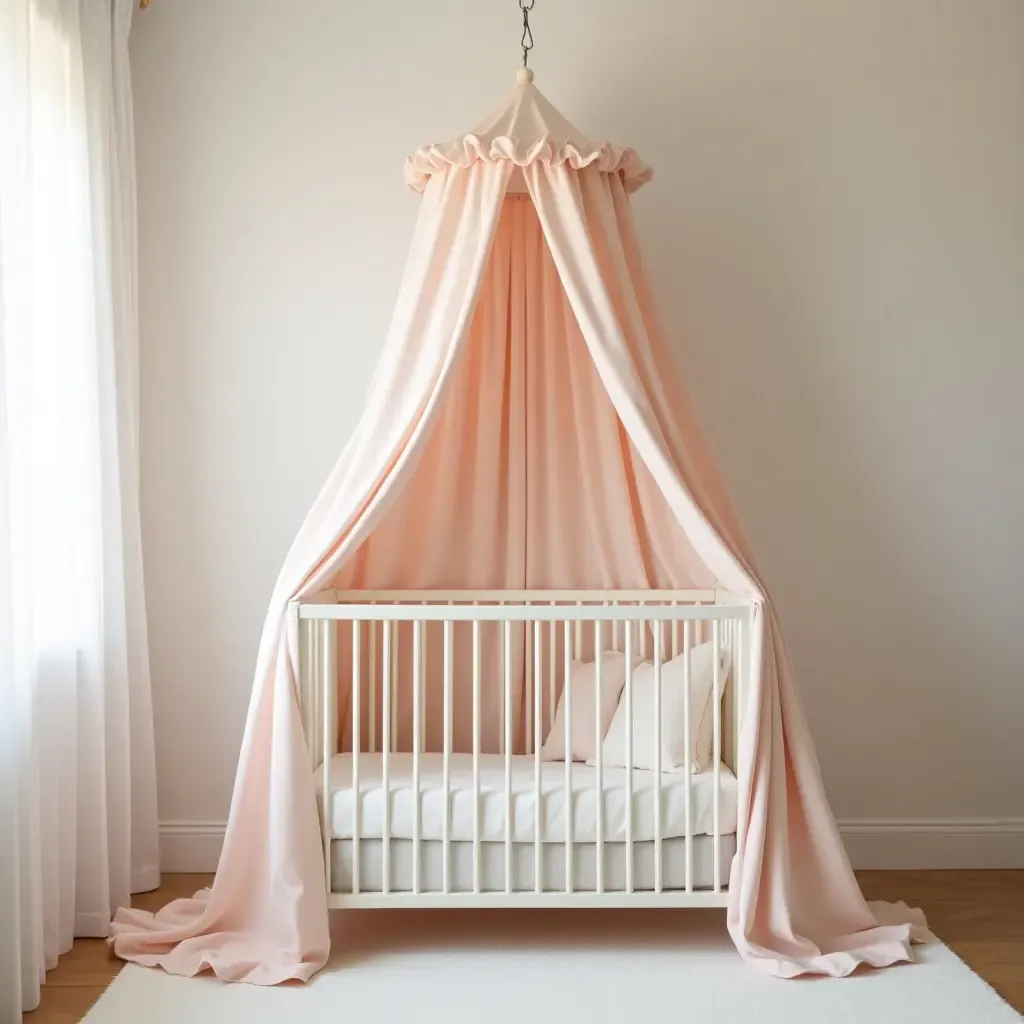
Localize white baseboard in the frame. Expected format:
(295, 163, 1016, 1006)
(838, 819, 1024, 870)
(159, 819, 1024, 875)
(159, 822, 226, 873)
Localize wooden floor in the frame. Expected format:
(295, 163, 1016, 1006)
(23, 870, 1024, 1021)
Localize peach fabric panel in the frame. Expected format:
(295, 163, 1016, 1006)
(337, 195, 710, 594)
(329, 197, 712, 757)
(524, 161, 922, 977)
(110, 162, 512, 983)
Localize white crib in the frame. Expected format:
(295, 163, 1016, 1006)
(294, 590, 752, 910)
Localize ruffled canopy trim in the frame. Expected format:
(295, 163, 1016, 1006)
(405, 135, 652, 194)
(403, 82, 653, 194)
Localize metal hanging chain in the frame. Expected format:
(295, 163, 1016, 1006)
(519, 0, 535, 68)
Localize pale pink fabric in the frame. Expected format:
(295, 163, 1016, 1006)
(111, 82, 921, 983)
(111, 160, 511, 984)
(331, 192, 714, 757)
(405, 81, 652, 194)
(523, 161, 922, 976)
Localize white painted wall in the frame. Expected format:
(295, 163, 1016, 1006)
(130, 0, 1024, 869)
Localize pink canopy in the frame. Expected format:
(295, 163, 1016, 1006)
(112, 81, 925, 983)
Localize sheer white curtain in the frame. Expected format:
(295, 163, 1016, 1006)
(0, 0, 159, 1016)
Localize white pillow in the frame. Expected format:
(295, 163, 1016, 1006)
(541, 651, 634, 763)
(590, 641, 731, 774)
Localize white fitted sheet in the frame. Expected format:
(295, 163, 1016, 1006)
(320, 753, 738, 844)
(330, 835, 736, 893)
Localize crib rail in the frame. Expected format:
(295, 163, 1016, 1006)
(292, 590, 752, 911)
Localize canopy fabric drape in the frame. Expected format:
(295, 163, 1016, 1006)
(0, 0, 160, 1014)
(110, 82, 924, 984)
(112, 160, 512, 984)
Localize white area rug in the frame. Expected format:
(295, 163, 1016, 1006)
(85, 909, 1021, 1023)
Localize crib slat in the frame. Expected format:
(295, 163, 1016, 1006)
(713, 619, 722, 893)
(498, 602, 506, 756)
(299, 618, 310, 768)
(564, 621, 573, 894)
(533, 620, 543, 893)
(672, 601, 680, 659)
(472, 617, 482, 895)
(724, 617, 733, 770)
(504, 618, 513, 894)
(311, 620, 321, 770)
(381, 620, 391, 894)
(368, 607, 377, 754)
(296, 617, 304, 757)
(548, 606, 556, 730)
(303, 619, 315, 771)
(639, 602, 648, 660)
(322, 621, 335, 895)
(574, 601, 583, 659)
(524, 614, 533, 754)
(413, 619, 423, 894)
(351, 621, 361, 895)
(594, 619, 604, 894)
(624, 620, 634, 893)
(443, 619, 453, 894)
(653, 623, 663, 894)
(736, 614, 748, 851)
(297, 618, 306, 763)
(391, 622, 399, 753)
(421, 602, 428, 753)
(684, 619, 693, 893)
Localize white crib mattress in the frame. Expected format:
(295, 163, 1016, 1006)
(329, 835, 736, 894)
(320, 752, 738, 844)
